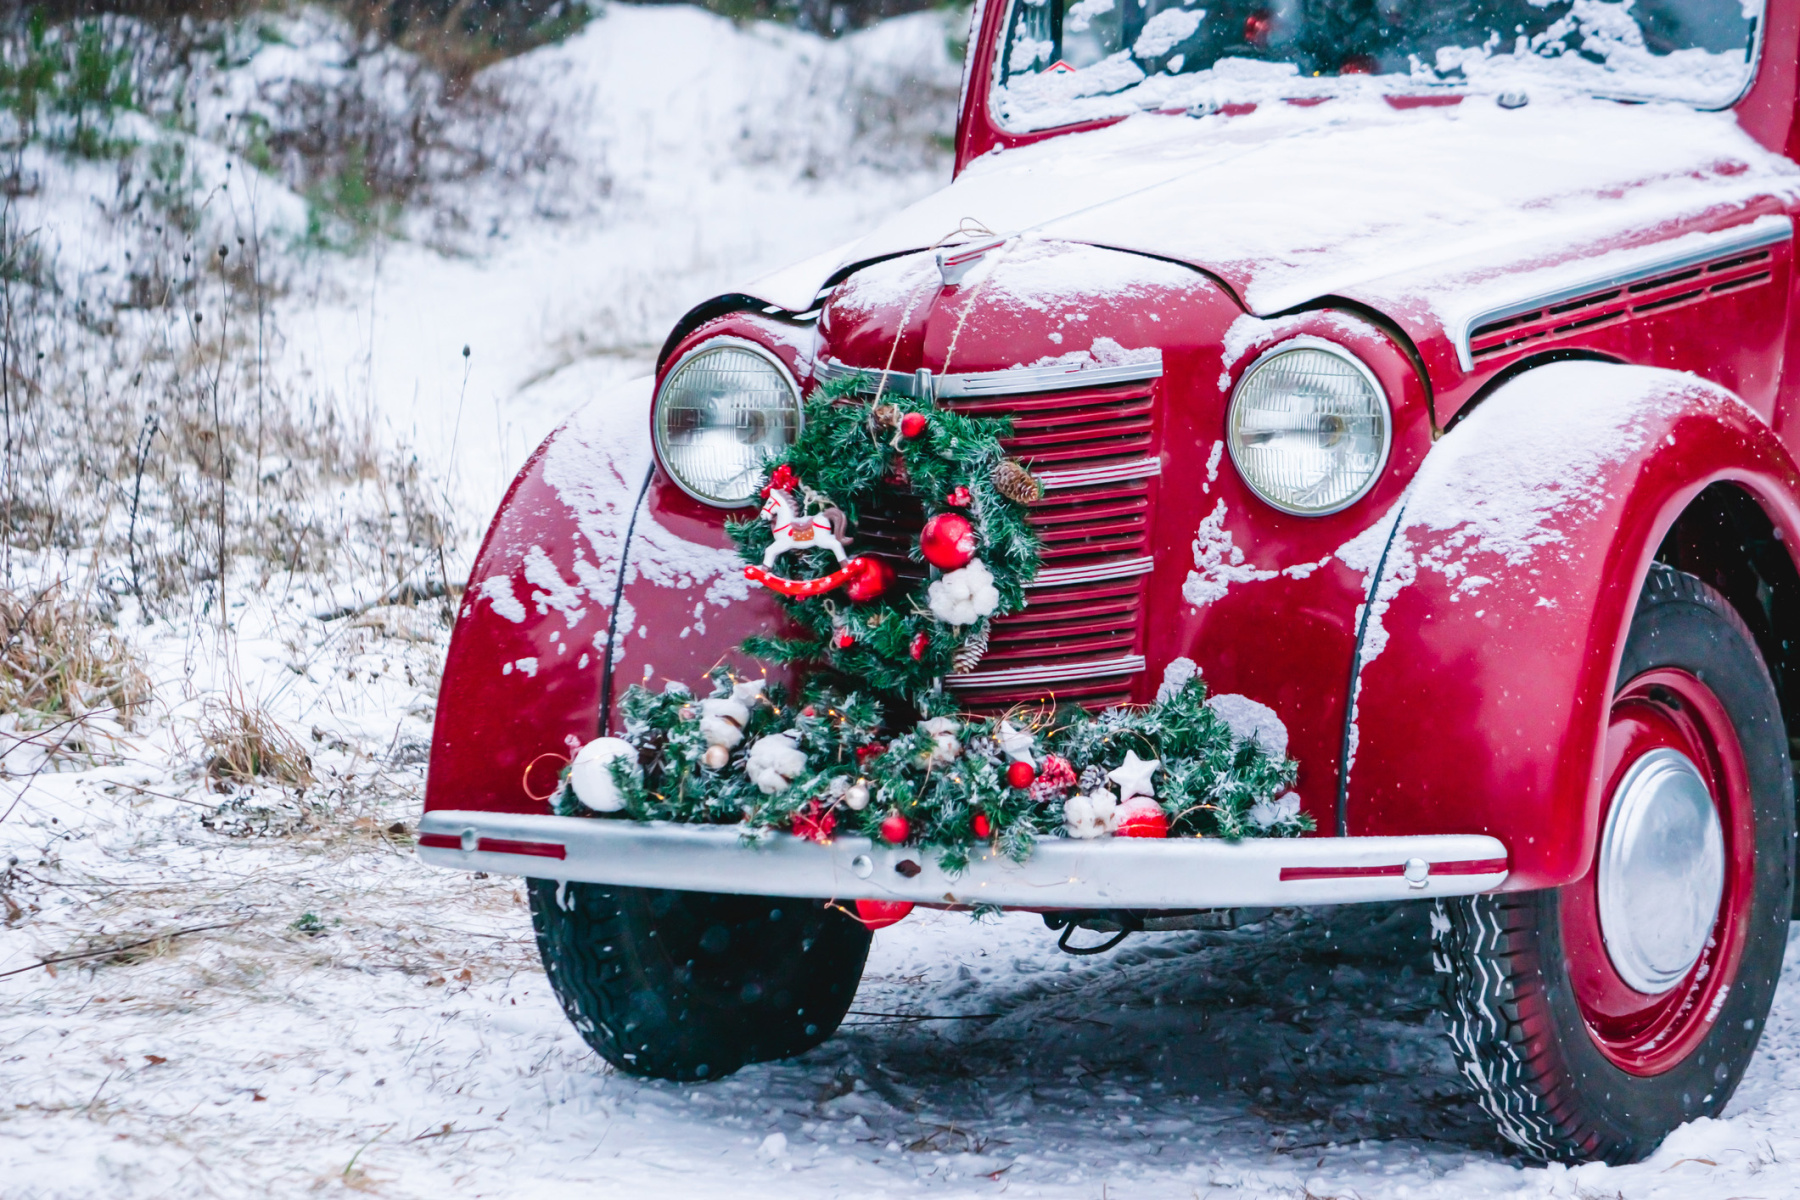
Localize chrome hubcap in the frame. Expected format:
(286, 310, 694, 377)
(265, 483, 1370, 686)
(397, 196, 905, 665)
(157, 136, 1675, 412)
(1598, 748, 1726, 995)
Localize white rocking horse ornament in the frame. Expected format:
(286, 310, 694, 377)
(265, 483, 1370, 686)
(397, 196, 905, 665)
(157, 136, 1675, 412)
(759, 489, 850, 568)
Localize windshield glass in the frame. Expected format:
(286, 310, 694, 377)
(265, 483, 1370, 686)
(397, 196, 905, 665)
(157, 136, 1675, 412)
(991, 0, 1762, 130)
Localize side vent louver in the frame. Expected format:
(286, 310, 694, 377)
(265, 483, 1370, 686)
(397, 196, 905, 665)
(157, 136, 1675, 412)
(1468, 246, 1776, 363)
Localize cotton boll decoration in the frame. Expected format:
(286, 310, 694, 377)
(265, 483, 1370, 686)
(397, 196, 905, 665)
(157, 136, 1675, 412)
(745, 731, 807, 794)
(919, 716, 962, 766)
(699, 697, 750, 750)
(1063, 788, 1118, 838)
(568, 737, 638, 812)
(927, 559, 1000, 626)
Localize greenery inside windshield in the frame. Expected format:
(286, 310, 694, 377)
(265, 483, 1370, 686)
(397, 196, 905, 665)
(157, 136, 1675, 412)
(993, 0, 1762, 129)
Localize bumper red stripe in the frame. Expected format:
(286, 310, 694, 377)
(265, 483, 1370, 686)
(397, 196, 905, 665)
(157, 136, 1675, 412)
(1431, 857, 1510, 876)
(1280, 857, 1508, 882)
(478, 837, 567, 859)
(418, 832, 567, 860)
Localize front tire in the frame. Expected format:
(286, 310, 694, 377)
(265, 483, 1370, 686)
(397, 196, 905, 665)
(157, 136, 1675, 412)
(1436, 565, 1793, 1162)
(529, 881, 872, 1082)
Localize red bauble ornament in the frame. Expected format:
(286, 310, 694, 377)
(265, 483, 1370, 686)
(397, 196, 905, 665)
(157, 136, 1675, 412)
(879, 812, 911, 844)
(919, 513, 976, 570)
(1114, 800, 1170, 839)
(1006, 760, 1037, 789)
(971, 812, 992, 839)
(909, 631, 929, 661)
(801, 705, 816, 717)
(844, 556, 895, 603)
(853, 899, 915, 930)
(833, 628, 856, 649)
(899, 412, 928, 439)
(945, 485, 972, 507)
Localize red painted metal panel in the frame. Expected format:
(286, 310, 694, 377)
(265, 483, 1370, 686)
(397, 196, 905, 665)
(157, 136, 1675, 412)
(1347, 367, 1800, 890)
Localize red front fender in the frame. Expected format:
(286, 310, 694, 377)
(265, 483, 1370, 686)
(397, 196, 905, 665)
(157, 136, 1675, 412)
(424, 375, 790, 816)
(1346, 362, 1800, 889)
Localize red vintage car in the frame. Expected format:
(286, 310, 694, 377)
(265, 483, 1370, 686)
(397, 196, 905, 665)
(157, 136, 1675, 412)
(420, 0, 1800, 1163)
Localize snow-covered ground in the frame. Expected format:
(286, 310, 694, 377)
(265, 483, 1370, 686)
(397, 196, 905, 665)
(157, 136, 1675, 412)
(9, 5, 1800, 1197)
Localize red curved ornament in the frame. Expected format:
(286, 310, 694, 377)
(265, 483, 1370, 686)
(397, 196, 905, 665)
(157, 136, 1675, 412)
(853, 899, 915, 930)
(744, 556, 868, 598)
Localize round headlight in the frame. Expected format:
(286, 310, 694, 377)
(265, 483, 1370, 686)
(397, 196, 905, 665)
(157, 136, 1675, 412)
(1226, 339, 1390, 516)
(654, 339, 802, 507)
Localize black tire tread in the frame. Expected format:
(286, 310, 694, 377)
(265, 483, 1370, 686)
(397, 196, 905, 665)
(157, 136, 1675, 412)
(529, 879, 872, 1082)
(1435, 564, 1794, 1163)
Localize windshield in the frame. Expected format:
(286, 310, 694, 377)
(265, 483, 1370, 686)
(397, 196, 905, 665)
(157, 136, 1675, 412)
(991, 0, 1762, 130)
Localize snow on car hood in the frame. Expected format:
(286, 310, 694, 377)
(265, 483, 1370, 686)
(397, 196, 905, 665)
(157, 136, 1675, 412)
(743, 95, 1800, 341)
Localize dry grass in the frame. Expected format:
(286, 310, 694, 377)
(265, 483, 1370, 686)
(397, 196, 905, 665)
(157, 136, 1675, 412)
(200, 695, 315, 791)
(0, 581, 150, 728)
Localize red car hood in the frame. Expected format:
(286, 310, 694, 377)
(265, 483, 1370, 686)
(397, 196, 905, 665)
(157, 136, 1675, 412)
(745, 95, 1800, 358)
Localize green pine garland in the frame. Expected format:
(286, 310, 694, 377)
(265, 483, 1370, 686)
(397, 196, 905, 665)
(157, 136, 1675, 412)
(562, 378, 1315, 863)
(570, 671, 1309, 872)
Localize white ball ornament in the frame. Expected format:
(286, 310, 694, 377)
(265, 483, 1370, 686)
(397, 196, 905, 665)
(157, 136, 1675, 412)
(568, 737, 638, 812)
(702, 744, 730, 770)
(845, 783, 871, 811)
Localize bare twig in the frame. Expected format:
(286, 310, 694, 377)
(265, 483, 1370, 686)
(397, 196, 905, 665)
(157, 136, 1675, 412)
(0, 919, 250, 980)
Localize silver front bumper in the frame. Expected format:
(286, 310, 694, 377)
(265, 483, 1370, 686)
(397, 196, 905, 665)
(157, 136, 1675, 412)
(418, 810, 1509, 909)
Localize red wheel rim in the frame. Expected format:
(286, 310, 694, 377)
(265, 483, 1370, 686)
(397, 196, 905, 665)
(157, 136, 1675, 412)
(1561, 668, 1755, 1076)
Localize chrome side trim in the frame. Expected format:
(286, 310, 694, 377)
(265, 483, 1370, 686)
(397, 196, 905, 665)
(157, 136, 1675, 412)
(1453, 216, 1794, 371)
(815, 356, 1162, 401)
(946, 653, 1146, 689)
(419, 811, 1511, 909)
(1037, 457, 1162, 490)
(1027, 556, 1155, 588)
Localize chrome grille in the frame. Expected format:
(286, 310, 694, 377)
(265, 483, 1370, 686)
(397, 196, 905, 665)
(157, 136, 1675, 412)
(942, 382, 1160, 712)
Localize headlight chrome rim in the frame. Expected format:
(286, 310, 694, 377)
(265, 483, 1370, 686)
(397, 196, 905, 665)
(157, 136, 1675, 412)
(1225, 336, 1392, 517)
(653, 337, 803, 508)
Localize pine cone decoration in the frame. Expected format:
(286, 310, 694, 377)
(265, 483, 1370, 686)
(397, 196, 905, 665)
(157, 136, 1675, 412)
(1078, 764, 1108, 792)
(952, 621, 990, 674)
(991, 458, 1044, 503)
(966, 734, 1000, 762)
(871, 403, 902, 430)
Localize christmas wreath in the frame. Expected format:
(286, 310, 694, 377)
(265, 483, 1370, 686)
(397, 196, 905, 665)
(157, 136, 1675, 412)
(729, 377, 1043, 700)
(556, 377, 1313, 864)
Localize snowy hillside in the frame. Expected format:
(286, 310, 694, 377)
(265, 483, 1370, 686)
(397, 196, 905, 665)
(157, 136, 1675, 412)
(6, 4, 1800, 1198)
